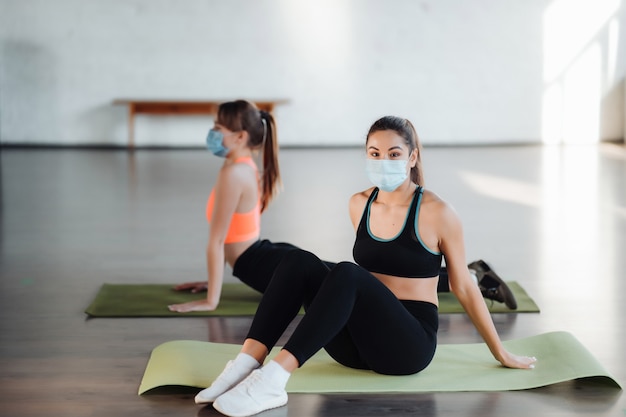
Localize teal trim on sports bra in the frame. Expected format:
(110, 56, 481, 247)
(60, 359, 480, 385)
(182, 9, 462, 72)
(365, 197, 409, 243)
(365, 187, 441, 255)
(414, 191, 442, 256)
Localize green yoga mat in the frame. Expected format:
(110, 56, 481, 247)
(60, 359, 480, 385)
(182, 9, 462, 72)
(85, 281, 539, 317)
(138, 331, 621, 395)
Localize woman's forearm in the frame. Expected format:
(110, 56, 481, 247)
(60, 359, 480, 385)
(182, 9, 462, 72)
(205, 242, 225, 308)
(453, 283, 506, 362)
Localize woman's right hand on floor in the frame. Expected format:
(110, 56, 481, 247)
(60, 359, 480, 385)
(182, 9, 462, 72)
(498, 350, 537, 369)
(172, 281, 208, 293)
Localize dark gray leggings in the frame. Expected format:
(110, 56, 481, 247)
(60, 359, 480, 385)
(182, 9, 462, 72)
(246, 249, 439, 376)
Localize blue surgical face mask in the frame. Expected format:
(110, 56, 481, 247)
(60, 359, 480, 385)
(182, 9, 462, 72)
(365, 159, 409, 192)
(205, 129, 229, 157)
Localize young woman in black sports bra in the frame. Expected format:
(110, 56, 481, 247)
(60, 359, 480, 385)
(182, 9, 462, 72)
(197, 116, 537, 417)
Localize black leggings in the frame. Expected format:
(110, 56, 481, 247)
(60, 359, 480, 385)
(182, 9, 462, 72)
(232, 239, 450, 294)
(232, 239, 337, 293)
(246, 250, 439, 376)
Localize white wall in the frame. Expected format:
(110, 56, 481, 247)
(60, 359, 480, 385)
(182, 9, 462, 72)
(0, 0, 624, 146)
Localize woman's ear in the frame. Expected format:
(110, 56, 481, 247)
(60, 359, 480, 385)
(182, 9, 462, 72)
(409, 149, 418, 167)
(236, 130, 249, 146)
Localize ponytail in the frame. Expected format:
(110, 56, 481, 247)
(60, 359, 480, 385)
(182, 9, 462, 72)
(259, 110, 281, 212)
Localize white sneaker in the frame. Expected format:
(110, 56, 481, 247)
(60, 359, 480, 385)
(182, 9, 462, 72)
(195, 356, 260, 404)
(213, 368, 288, 417)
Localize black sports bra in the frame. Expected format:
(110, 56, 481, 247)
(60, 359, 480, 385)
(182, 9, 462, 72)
(353, 187, 442, 278)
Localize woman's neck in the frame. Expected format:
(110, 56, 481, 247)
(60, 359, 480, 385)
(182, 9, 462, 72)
(226, 148, 253, 161)
(376, 182, 418, 205)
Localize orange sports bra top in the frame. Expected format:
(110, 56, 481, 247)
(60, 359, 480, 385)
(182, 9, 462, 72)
(205, 157, 261, 244)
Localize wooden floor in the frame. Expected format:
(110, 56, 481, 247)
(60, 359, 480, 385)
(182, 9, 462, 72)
(0, 144, 624, 417)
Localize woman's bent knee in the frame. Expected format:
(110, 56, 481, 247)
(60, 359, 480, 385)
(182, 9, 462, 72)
(328, 261, 363, 281)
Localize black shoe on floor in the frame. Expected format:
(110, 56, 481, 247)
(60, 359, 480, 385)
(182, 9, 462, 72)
(469, 260, 518, 310)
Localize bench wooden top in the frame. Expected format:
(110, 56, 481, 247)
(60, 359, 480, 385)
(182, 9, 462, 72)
(113, 99, 288, 147)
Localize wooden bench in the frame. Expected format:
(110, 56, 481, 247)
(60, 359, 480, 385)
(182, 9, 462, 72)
(113, 99, 288, 147)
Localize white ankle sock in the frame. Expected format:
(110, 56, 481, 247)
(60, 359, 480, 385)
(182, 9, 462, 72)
(235, 352, 260, 368)
(261, 360, 291, 389)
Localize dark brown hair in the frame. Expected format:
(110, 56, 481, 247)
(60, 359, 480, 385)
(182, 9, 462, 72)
(366, 116, 424, 185)
(217, 100, 281, 212)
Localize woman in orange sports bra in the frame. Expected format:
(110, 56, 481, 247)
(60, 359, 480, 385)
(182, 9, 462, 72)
(168, 100, 304, 313)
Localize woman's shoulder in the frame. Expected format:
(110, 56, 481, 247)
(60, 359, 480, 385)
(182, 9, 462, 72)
(420, 187, 445, 205)
(348, 187, 376, 225)
(420, 188, 460, 218)
(420, 187, 462, 229)
(219, 158, 256, 180)
(349, 187, 376, 205)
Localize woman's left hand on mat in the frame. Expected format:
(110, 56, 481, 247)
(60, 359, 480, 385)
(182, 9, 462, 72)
(168, 300, 216, 313)
(498, 350, 537, 369)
